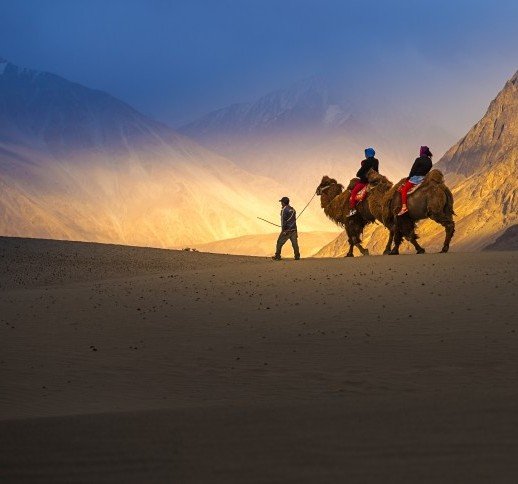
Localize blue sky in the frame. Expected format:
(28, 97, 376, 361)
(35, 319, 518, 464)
(1, 0, 517, 133)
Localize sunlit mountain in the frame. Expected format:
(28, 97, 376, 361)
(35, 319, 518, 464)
(0, 58, 332, 247)
(315, 69, 518, 256)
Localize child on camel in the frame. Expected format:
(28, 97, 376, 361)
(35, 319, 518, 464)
(347, 147, 379, 217)
(398, 146, 433, 216)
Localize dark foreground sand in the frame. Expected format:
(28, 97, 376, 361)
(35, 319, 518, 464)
(1, 237, 517, 482)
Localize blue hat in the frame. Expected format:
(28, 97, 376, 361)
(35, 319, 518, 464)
(365, 147, 375, 158)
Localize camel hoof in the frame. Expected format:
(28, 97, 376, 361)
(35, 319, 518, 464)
(416, 248, 426, 254)
(362, 249, 370, 256)
(345, 254, 354, 258)
(383, 250, 391, 255)
(440, 247, 449, 253)
(388, 250, 399, 256)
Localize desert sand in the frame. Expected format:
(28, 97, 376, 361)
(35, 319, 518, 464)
(1, 236, 518, 482)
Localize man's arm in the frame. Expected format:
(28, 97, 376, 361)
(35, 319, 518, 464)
(282, 207, 295, 231)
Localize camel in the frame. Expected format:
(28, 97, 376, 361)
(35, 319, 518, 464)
(377, 169, 455, 254)
(316, 169, 454, 256)
(315, 174, 395, 257)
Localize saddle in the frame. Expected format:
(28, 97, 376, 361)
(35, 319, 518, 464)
(355, 185, 370, 202)
(398, 182, 423, 196)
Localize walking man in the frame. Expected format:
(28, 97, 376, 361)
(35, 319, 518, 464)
(272, 196, 300, 260)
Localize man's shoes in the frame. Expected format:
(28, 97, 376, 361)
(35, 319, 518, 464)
(272, 255, 282, 260)
(397, 205, 408, 216)
(347, 209, 357, 217)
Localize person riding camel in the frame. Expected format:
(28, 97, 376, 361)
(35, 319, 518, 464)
(398, 146, 433, 216)
(347, 147, 379, 217)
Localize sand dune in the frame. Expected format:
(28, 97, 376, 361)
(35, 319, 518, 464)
(1, 237, 517, 482)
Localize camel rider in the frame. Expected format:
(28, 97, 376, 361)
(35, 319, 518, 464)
(398, 146, 433, 216)
(272, 197, 300, 260)
(347, 147, 379, 217)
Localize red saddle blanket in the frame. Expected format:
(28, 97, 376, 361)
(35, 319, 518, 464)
(355, 185, 369, 202)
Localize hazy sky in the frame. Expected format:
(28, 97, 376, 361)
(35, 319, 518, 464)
(1, 0, 517, 135)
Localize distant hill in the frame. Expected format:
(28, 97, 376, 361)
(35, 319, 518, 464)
(180, 76, 455, 199)
(315, 69, 518, 256)
(0, 58, 328, 247)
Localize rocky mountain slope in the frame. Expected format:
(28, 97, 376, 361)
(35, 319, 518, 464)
(483, 225, 518, 251)
(0, 58, 328, 247)
(315, 70, 518, 256)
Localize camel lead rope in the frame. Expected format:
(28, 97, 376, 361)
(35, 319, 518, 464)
(256, 191, 317, 227)
(296, 192, 317, 220)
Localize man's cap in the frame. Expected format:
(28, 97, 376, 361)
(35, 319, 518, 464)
(279, 196, 290, 204)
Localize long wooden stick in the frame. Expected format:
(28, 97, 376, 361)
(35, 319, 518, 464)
(257, 217, 281, 227)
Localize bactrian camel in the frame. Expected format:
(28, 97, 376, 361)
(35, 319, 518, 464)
(315, 175, 395, 256)
(377, 169, 455, 254)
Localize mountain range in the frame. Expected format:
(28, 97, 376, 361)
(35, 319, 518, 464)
(180, 76, 455, 190)
(0, 58, 332, 247)
(1, 57, 515, 254)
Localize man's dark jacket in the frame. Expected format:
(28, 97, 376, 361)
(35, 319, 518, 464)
(281, 205, 297, 232)
(356, 157, 379, 183)
(408, 156, 433, 178)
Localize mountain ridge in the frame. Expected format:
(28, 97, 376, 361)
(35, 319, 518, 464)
(0, 59, 330, 247)
(179, 76, 456, 198)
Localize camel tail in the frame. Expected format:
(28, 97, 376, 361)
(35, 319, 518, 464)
(445, 186, 455, 216)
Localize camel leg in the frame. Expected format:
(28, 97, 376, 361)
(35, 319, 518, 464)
(429, 214, 455, 253)
(345, 238, 355, 257)
(356, 243, 369, 256)
(389, 218, 409, 255)
(408, 233, 425, 254)
(345, 244, 355, 257)
(440, 220, 455, 253)
(389, 231, 402, 255)
(383, 229, 394, 255)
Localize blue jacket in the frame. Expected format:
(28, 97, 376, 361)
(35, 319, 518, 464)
(281, 205, 297, 232)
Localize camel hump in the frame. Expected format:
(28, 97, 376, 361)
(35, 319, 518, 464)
(425, 169, 445, 184)
(406, 170, 445, 196)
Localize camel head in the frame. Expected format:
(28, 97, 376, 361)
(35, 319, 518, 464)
(316, 176, 343, 196)
(316, 176, 344, 208)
